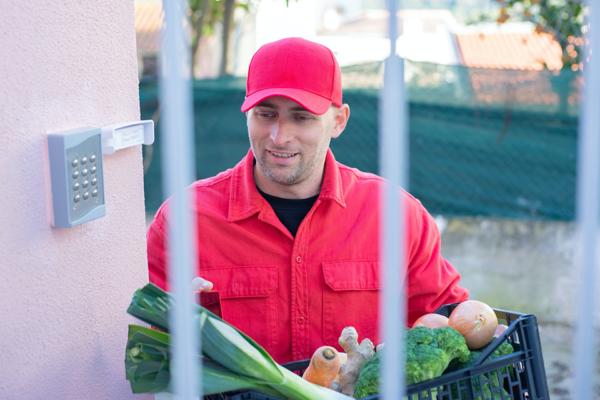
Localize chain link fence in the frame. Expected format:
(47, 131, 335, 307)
(141, 60, 580, 220)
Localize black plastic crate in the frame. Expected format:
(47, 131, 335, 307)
(204, 304, 550, 400)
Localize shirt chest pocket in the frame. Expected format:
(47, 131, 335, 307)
(200, 266, 278, 353)
(322, 261, 380, 352)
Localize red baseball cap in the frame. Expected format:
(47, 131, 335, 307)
(241, 37, 342, 115)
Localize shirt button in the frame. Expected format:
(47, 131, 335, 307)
(296, 256, 302, 263)
(297, 317, 304, 324)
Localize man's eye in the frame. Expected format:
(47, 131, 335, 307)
(296, 115, 310, 121)
(257, 112, 274, 118)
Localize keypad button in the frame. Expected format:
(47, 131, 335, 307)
(83, 192, 90, 200)
(82, 168, 88, 177)
(90, 155, 96, 163)
(74, 194, 81, 203)
(82, 180, 89, 188)
(73, 183, 80, 191)
(81, 157, 87, 165)
(72, 159, 79, 167)
(91, 178, 97, 186)
(92, 189, 98, 197)
(72, 171, 79, 179)
(91, 166, 96, 174)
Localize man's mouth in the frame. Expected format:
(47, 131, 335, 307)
(269, 151, 297, 159)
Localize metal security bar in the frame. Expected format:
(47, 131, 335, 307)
(572, 1, 600, 399)
(379, 0, 407, 399)
(160, 0, 201, 399)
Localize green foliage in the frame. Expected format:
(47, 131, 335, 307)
(187, 0, 294, 76)
(188, 0, 293, 42)
(189, 0, 225, 40)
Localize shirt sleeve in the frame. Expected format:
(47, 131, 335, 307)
(147, 206, 169, 291)
(404, 197, 469, 326)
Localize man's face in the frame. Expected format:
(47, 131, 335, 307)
(247, 96, 340, 188)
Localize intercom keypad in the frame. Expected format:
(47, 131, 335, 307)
(48, 127, 106, 228)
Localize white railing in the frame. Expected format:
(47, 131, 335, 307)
(379, 0, 407, 399)
(572, 1, 600, 399)
(161, 0, 201, 399)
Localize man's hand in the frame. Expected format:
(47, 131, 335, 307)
(189, 277, 213, 293)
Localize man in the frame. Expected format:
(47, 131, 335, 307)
(147, 37, 468, 364)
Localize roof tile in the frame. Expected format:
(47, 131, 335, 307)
(455, 32, 563, 71)
(135, 3, 163, 54)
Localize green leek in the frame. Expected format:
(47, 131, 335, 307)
(125, 324, 282, 396)
(125, 283, 351, 399)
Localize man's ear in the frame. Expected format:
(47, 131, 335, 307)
(331, 104, 350, 139)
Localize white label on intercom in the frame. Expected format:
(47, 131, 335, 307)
(116, 125, 145, 147)
(101, 120, 154, 154)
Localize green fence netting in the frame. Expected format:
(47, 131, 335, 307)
(140, 61, 580, 220)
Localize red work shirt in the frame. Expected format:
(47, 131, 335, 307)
(147, 148, 469, 364)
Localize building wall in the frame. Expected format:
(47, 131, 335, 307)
(439, 217, 591, 327)
(0, 1, 151, 399)
(437, 216, 598, 396)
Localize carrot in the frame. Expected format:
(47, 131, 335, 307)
(302, 346, 342, 389)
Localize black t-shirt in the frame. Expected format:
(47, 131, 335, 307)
(257, 186, 319, 237)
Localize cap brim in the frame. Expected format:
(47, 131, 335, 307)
(241, 88, 332, 115)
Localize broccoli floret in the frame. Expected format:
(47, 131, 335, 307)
(492, 341, 515, 358)
(354, 362, 382, 399)
(405, 326, 469, 385)
(360, 351, 381, 373)
(354, 361, 440, 400)
(444, 338, 515, 400)
(448, 377, 508, 400)
(479, 337, 515, 358)
(468, 371, 509, 400)
(445, 351, 481, 374)
(353, 327, 469, 398)
(445, 338, 515, 374)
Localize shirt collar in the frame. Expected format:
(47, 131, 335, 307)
(228, 148, 346, 222)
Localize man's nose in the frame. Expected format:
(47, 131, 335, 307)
(270, 120, 293, 147)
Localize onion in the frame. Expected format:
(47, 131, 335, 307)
(448, 300, 498, 349)
(494, 324, 508, 338)
(412, 313, 449, 329)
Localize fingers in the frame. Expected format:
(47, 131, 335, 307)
(190, 277, 213, 293)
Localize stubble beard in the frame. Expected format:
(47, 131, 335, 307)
(253, 119, 334, 186)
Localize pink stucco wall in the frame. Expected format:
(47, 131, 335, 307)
(0, 1, 151, 399)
